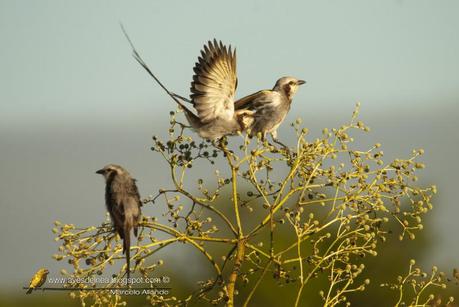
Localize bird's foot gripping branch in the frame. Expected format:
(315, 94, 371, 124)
(50, 104, 455, 306)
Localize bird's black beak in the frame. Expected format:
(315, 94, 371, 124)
(96, 169, 105, 175)
(297, 80, 306, 85)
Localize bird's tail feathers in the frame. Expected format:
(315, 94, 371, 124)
(120, 24, 203, 131)
(123, 226, 131, 284)
(181, 105, 202, 129)
(171, 92, 193, 104)
(120, 25, 193, 111)
(26, 287, 33, 294)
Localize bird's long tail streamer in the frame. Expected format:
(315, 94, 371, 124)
(120, 23, 191, 110)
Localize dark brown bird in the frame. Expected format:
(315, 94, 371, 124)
(96, 164, 141, 283)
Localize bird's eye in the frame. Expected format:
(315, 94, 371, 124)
(289, 81, 295, 85)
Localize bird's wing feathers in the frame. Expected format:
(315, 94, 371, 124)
(234, 90, 276, 110)
(126, 180, 141, 237)
(110, 202, 126, 236)
(190, 39, 237, 123)
(126, 180, 142, 206)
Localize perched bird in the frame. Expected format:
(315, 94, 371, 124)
(96, 164, 141, 283)
(234, 77, 306, 140)
(26, 268, 49, 294)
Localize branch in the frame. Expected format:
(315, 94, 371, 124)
(226, 239, 246, 307)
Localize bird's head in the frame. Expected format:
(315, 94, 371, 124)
(96, 164, 126, 180)
(273, 77, 306, 100)
(38, 268, 49, 276)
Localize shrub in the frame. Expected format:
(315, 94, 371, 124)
(51, 104, 453, 306)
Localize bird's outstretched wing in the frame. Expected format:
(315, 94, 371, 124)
(190, 39, 237, 123)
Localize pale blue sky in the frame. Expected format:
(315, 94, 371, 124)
(1, 0, 458, 289)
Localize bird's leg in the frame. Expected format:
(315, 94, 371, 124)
(269, 131, 289, 150)
(212, 137, 234, 156)
(211, 138, 225, 151)
(259, 132, 270, 146)
(272, 138, 289, 149)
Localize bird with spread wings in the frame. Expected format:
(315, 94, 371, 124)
(122, 28, 305, 141)
(183, 40, 255, 140)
